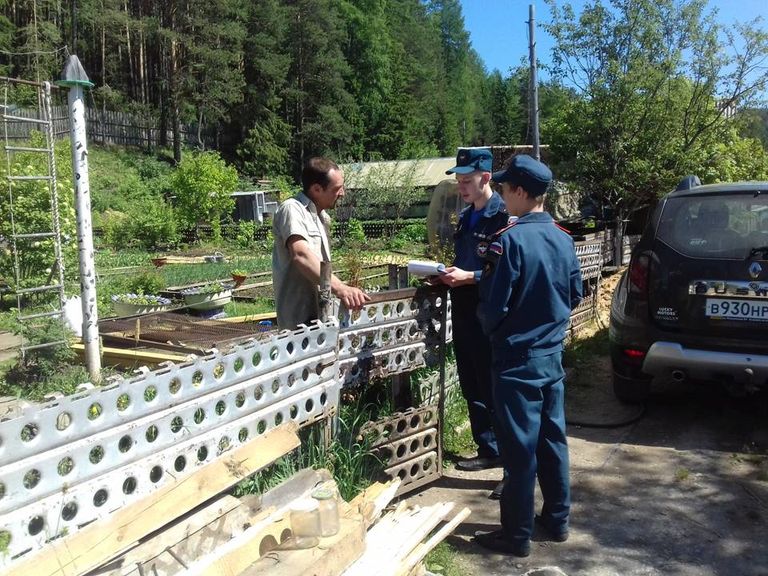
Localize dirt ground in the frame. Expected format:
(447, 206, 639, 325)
(411, 270, 768, 576)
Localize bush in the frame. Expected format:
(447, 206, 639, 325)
(388, 222, 427, 250)
(101, 198, 179, 250)
(0, 319, 89, 401)
(172, 151, 238, 241)
(126, 271, 166, 295)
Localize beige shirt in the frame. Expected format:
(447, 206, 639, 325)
(272, 192, 332, 329)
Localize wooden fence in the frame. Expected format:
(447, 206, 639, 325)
(3, 104, 215, 148)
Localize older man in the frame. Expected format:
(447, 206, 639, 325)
(272, 157, 369, 329)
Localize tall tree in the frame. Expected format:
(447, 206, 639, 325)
(235, 0, 291, 178)
(282, 0, 358, 174)
(544, 0, 768, 227)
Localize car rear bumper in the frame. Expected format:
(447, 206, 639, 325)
(643, 341, 768, 384)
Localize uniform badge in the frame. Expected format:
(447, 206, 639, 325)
(489, 241, 503, 256)
(476, 242, 489, 257)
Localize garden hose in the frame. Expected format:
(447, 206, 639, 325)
(565, 402, 647, 428)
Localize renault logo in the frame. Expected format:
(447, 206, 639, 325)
(749, 261, 763, 279)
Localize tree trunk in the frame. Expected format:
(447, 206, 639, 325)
(197, 110, 204, 150)
(124, 0, 134, 99)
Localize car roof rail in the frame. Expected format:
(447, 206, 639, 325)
(675, 175, 701, 191)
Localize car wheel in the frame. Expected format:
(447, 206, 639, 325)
(612, 370, 651, 404)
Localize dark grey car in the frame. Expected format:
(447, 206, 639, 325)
(609, 179, 768, 402)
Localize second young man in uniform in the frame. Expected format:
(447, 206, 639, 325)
(473, 155, 582, 557)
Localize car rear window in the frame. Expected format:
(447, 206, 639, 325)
(657, 193, 768, 258)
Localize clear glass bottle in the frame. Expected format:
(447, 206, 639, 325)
(289, 498, 321, 547)
(311, 488, 340, 537)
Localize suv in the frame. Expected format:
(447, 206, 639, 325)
(609, 178, 768, 402)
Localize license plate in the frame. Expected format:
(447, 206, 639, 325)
(705, 298, 768, 321)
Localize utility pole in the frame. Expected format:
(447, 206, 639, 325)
(529, 4, 541, 161)
(57, 55, 102, 383)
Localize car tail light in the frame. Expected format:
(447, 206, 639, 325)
(628, 254, 650, 298)
(622, 348, 647, 365)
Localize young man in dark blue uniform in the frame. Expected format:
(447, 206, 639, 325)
(473, 155, 583, 557)
(440, 148, 512, 493)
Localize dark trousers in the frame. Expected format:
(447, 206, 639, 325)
(451, 286, 499, 459)
(492, 351, 570, 543)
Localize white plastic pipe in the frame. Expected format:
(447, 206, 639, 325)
(67, 84, 102, 382)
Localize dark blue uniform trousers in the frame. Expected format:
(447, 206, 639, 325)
(492, 351, 570, 543)
(451, 286, 499, 458)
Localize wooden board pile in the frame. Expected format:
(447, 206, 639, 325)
(6, 422, 469, 576)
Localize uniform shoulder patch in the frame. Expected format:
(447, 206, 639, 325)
(488, 241, 503, 256)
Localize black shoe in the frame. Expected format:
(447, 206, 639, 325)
(473, 529, 530, 557)
(456, 456, 503, 471)
(534, 515, 569, 542)
(488, 479, 505, 500)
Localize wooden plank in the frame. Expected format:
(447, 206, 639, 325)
(219, 312, 277, 324)
(185, 471, 334, 576)
(347, 480, 401, 529)
(88, 495, 243, 576)
(394, 507, 471, 576)
(342, 502, 456, 576)
(6, 423, 300, 576)
(239, 513, 367, 576)
(183, 505, 287, 576)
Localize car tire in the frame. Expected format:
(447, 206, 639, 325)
(612, 370, 651, 404)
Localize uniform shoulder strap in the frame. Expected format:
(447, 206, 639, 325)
(490, 219, 518, 242)
(554, 222, 571, 234)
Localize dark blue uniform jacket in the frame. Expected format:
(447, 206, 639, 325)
(478, 211, 583, 363)
(453, 192, 510, 278)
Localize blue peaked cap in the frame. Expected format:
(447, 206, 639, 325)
(492, 154, 552, 196)
(446, 147, 493, 175)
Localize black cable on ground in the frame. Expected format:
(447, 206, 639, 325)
(565, 402, 647, 428)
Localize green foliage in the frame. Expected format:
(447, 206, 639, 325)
(90, 148, 174, 214)
(99, 198, 180, 251)
(230, 220, 257, 249)
(425, 542, 469, 576)
(338, 218, 367, 287)
(0, 133, 77, 290)
(0, 319, 88, 402)
(344, 160, 425, 221)
(346, 218, 367, 245)
(126, 271, 166, 295)
(388, 222, 427, 250)
(272, 176, 299, 204)
(234, 401, 384, 501)
(544, 0, 768, 221)
(171, 151, 239, 241)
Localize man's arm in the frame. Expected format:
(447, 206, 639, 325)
(286, 236, 370, 309)
(477, 236, 520, 336)
(439, 266, 482, 287)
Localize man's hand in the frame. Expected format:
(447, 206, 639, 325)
(334, 282, 370, 310)
(440, 266, 475, 288)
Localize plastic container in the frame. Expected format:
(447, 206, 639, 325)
(289, 498, 322, 539)
(312, 488, 340, 537)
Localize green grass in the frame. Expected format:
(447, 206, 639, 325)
(234, 399, 385, 502)
(675, 467, 691, 481)
(425, 541, 470, 576)
(442, 395, 475, 461)
(224, 299, 274, 317)
(563, 324, 610, 389)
